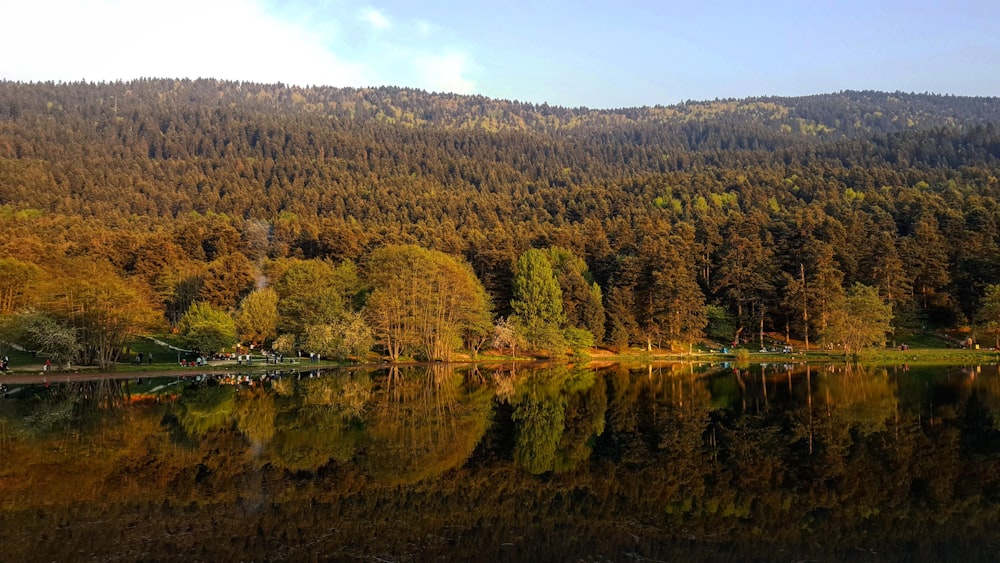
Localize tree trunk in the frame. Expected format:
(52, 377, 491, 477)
(801, 263, 809, 351)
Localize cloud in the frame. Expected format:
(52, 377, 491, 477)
(360, 7, 391, 31)
(413, 51, 475, 94)
(0, 0, 368, 87)
(415, 19, 433, 36)
(0, 0, 476, 95)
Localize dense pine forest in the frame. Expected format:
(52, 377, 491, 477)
(2, 79, 1000, 363)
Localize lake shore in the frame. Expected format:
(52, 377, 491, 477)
(2, 346, 1000, 385)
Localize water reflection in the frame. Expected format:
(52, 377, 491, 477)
(1, 363, 999, 561)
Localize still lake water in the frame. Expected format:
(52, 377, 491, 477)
(1, 362, 999, 562)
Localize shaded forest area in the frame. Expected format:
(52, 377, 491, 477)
(2, 79, 1000, 359)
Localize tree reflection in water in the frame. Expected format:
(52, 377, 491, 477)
(0, 363, 999, 561)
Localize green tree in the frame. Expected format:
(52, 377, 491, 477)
(705, 305, 736, 343)
(605, 285, 638, 352)
(177, 301, 238, 353)
(976, 284, 1000, 349)
(582, 282, 606, 344)
(563, 327, 595, 358)
(271, 259, 352, 341)
(820, 283, 893, 355)
(15, 310, 80, 366)
(545, 247, 606, 345)
(645, 232, 707, 352)
(714, 213, 776, 343)
(303, 312, 373, 361)
(511, 249, 566, 354)
(546, 248, 592, 326)
(901, 215, 951, 311)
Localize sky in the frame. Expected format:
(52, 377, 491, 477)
(2, 0, 999, 108)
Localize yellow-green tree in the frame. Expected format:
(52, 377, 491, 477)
(364, 245, 491, 361)
(271, 258, 354, 339)
(235, 288, 279, 348)
(820, 283, 893, 355)
(177, 301, 237, 354)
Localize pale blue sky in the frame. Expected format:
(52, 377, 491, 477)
(2, 0, 998, 108)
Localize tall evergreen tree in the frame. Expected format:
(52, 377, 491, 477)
(511, 249, 566, 354)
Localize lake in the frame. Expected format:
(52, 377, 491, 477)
(1, 362, 999, 561)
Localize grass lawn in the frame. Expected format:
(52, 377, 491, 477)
(1, 346, 40, 369)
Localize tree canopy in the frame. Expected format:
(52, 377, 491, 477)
(820, 284, 894, 355)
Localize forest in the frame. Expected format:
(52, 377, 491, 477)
(1, 79, 1000, 364)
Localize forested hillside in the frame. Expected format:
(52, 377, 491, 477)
(2, 79, 1000, 362)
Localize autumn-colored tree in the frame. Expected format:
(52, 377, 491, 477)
(0, 257, 42, 315)
(40, 259, 159, 368)
(235, 288, 279, 348)
(198, 253, 257, 309)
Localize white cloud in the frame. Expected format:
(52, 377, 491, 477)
(415, 19, 433, 36)
(0, 0, 368, 87)
(0, 0, 476, 95)
(359, 7, 390, 31)
(413, 51, 474, 94)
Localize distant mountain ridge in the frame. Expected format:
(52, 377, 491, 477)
(2, 79, 999, 139)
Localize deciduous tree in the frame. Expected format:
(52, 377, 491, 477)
(177, 301, 238, 354)
(364, 245, 491, 361)
(820, 283, 893, 355)
(41, 259, 159, 368)
(235, 288, 279, 348)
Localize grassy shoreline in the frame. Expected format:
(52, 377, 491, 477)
(2, 347, 998, 380)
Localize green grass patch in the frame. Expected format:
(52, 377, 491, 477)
(1, 346, 40, 369)
(890, 331, 955, 349)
